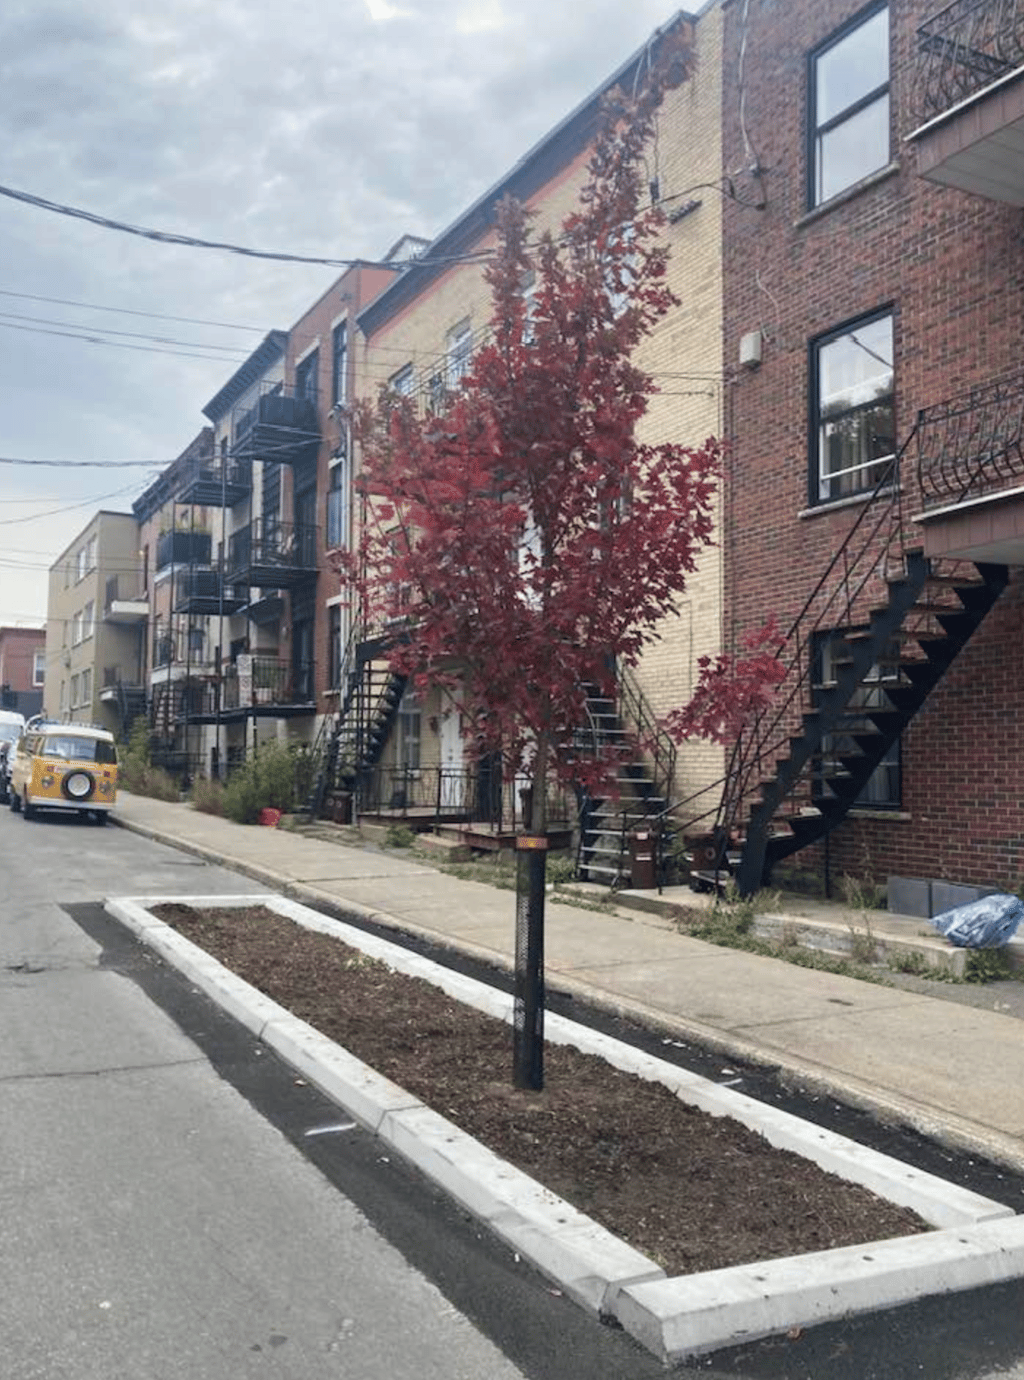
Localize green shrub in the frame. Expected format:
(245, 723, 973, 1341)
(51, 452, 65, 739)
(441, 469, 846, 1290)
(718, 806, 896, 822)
(119, 723, 180, 801)
(191, 776, 226, 816)
(384, 823, 417, 849)
(222, 742, 300, 824)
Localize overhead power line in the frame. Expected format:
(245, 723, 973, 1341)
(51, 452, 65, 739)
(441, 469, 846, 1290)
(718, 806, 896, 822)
(0, 287, 268, 332)
(0, 455, 163, 469)
(0, 181, 492, 270)
(0, 310, 251, 355)
(0, 319, 250, 363)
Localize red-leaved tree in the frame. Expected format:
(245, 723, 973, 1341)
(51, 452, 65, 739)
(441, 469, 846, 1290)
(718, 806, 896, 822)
(347, 37, 735, 829)
(343, 36, 780, 1085)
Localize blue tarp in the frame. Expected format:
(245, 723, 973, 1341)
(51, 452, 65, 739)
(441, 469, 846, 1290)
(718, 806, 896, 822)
(928, 894, 1024, 949)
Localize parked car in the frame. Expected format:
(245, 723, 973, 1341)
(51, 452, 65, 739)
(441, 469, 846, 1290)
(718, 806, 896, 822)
(0, 709, 25, 803)
(8, 720, 118, 823)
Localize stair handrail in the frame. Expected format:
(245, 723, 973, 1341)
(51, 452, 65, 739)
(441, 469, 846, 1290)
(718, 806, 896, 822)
(713, 423, 919, 853)
(642, 425, 919, 865)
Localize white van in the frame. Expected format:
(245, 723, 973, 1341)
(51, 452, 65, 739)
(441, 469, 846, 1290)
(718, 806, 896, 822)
(0, 709, 26, 803)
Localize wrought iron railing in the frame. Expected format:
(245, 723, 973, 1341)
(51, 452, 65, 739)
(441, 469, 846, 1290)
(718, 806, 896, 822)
(913, 0, 1024, 126)
(227, 518, 319, 578)
(230, 382, 320, 458)
(359, 763, 573, 833)
(917, 370, 1024, 506)
(223, 657, 316, 709)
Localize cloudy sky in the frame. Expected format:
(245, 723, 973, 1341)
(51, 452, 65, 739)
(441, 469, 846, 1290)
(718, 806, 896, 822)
(0, 0, 689, 630)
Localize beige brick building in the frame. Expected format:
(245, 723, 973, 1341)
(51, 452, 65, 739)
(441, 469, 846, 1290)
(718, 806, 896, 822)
(44, 512, 146, 734)
(343, 5, 725, 833)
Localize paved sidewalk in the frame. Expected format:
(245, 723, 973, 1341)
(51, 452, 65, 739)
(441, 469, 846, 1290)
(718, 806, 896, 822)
(112, 791, 1024, 1172)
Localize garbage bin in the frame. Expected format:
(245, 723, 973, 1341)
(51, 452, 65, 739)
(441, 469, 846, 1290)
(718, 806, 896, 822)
(629, 829, 656, 890)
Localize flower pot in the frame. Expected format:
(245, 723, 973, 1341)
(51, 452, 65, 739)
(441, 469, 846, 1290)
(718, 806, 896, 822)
(258, 807, 282, 828)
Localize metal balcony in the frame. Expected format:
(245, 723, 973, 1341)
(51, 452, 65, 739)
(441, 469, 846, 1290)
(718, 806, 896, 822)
(222, 656, 316, 715)
(909, 0, 1024, 204)
(226, 519, 319, 589)
(177, 454, 252, 507)
(229, 383, 320, 464)
(914, 370, 1024, 563)
(156, 529, 213, 570)
(172, 566, 247, 617)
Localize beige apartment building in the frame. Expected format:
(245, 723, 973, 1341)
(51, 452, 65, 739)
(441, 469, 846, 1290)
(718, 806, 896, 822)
(44, 511, 146, 734)
(306, 6, 727, 873)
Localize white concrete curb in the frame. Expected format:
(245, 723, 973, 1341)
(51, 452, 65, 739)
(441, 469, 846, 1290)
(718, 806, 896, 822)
(105, 893, 1024, 1362)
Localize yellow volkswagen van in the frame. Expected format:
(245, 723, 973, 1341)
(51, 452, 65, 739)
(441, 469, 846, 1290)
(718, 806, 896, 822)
(8, 720, 119, 823)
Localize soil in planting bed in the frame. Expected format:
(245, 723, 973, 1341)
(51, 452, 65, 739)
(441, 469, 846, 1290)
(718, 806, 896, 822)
(152, 901, 929, 1277)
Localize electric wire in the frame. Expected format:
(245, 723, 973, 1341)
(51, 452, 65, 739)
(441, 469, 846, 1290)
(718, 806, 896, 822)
(0, 287, 268, 332)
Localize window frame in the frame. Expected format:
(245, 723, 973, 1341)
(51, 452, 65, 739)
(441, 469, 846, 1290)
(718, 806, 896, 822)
(807, 1, 890, 210)
(33, 651, 45, 687)
(808, 306, 895, 508)
(331, 323, 348, 408)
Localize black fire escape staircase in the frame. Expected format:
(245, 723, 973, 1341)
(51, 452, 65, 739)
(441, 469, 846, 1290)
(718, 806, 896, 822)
(308, 619, 407, 820)
(577, 664, 677, 885)
(706, 420, 1010, 897)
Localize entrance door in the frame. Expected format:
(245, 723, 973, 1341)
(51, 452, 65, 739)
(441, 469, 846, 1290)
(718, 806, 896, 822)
(438, 688, 464, 809)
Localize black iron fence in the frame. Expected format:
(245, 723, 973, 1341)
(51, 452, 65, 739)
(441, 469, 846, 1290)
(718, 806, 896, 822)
(227, 518, 319, 579)
(913, 0, 1024, 126)
(358, 764, 574, 832)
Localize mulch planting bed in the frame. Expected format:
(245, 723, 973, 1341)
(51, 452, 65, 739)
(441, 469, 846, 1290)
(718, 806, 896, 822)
(152, 901, 928, 1277)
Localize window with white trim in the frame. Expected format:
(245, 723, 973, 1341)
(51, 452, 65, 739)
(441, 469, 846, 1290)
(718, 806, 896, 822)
(446, 320, 472, 388)
(33, 651, 45, 686)
(811, 311, 894, 505)
(809, 4, 890, 207)
(396, 689, 421, 771)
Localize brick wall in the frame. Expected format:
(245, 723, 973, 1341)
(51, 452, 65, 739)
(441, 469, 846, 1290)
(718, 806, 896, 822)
(721, 0, 1024, 888)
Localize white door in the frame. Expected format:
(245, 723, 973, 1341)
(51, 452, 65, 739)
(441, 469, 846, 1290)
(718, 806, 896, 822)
(438, 689, 464, 808)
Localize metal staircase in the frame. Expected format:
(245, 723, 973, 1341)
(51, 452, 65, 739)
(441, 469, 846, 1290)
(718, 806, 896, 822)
(704, 429, 1009, 896)
(577, 666, 677, 885)
(309, 628, 407, 820)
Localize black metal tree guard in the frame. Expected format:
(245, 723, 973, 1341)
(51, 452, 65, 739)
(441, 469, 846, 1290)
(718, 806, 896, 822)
(513, 834, 547, 1090)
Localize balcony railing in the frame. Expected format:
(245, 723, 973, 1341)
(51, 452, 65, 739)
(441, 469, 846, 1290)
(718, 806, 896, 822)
(913, 0, 1024, 125)
(156, 529, 213, 570)
(916, 370, 1024, 506)
(359, 764, 574, 833)
(172, 566, 247, 616)
(226, 518, 319, 588)
(177, 454, 252, 508)
(152, 626, 212, 670)
(230, 382, 320, 463)
(222, 656, 316, 710)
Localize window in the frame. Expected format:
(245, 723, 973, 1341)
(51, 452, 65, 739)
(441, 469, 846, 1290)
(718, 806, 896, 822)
(82, 601, 95, 641)
(332, 324, 348, 407)
(809, 4, 889, 207)
(295, 348, 319, 403)
(328, 605, 342, 689)
(70, 673, 79, 707)
(81, 669, 92, 707)
(71, 611, 83, 646)
(811, 311, 894, 505)
(520, 270, 538, 344)
(326, 453, 350, 550)
(391, 364, 414, 397)
(815, 633, 900, 808)
(396, 689, 421, 771)
(446, 320, 472, 388)
(59, 680, 67, 712)
(33, 651, 45, 687)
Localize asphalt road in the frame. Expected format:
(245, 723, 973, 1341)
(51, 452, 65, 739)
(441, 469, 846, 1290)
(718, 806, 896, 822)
(3, 803, 1024, 1378)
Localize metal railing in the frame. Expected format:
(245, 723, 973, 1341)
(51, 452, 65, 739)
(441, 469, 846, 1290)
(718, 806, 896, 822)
(227, 518, 319, 578)
(222, 657, 316, 710)
(913, 0, 1024, 126)
(917, 370, 1024, 506)
(359, 764, 573, 833)
(230, 382, 320, 458)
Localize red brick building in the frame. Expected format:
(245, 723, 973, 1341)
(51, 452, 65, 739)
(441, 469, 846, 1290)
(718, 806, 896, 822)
(0, 625, 45, 717)
(719, 0, 1024, 897)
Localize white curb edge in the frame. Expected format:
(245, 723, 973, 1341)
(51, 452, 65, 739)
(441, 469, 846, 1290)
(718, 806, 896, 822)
(105, 893, 1024, 1362)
